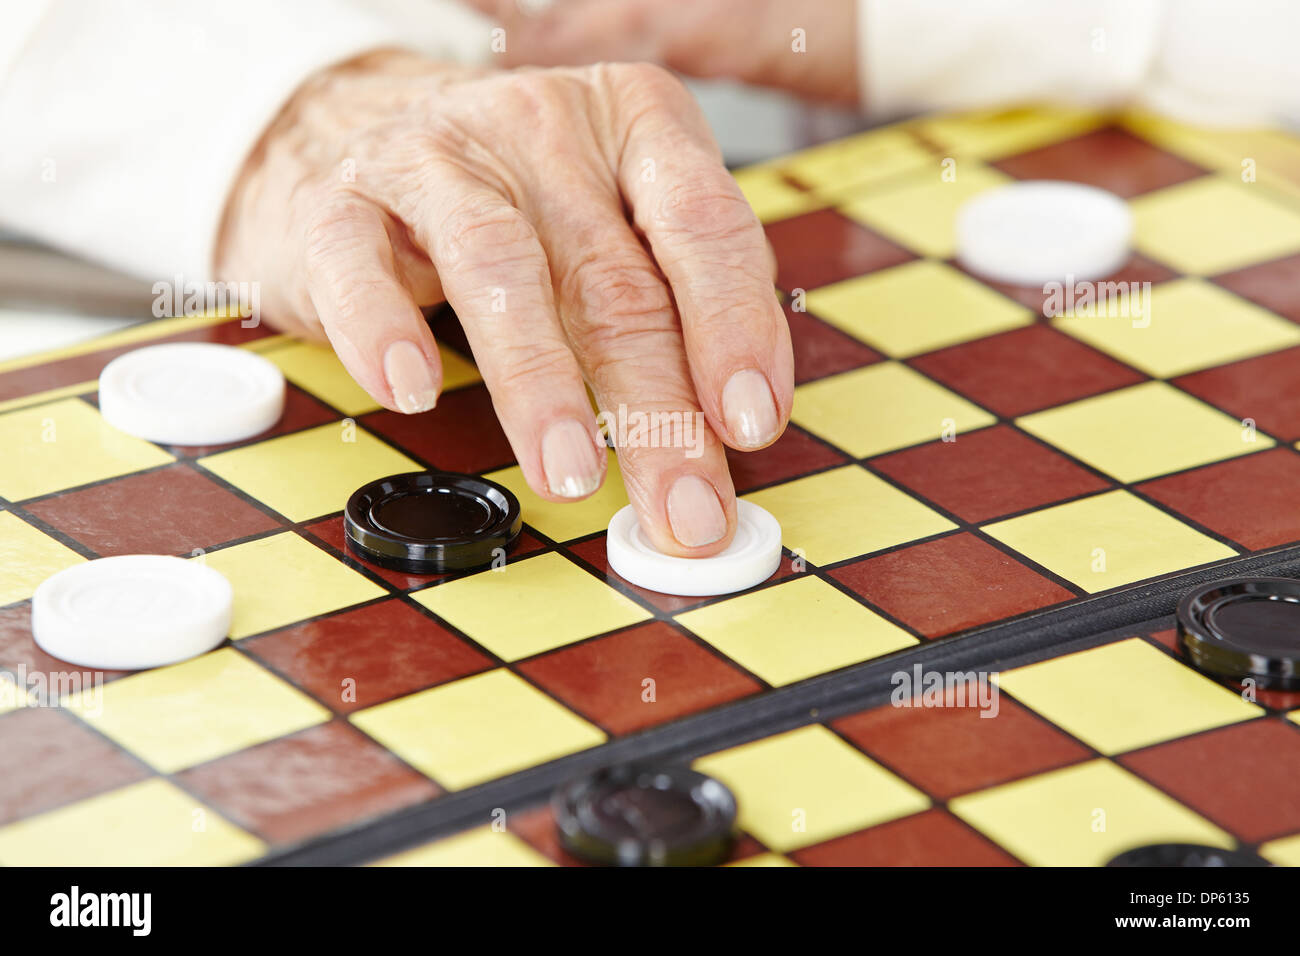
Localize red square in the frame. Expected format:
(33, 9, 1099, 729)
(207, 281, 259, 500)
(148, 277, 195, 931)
(0, 708, 149, 826)
(765, 208, 914, 292)
(1138, 448, 1300, 551)
(833, 691, 1090, 800)
(870, 424, 1111, 524)
(177, 721, 438, 845)
(786, 305, 882, 385)
(242, 599, 493, 713)
(516, 621, 761, 735)
(993, 126, 1207, 198)
(909, 325, 1144, 418)
(0, 603, 131, 684)
(829, 533, 1075, 639)
(428, 308, 473, 359)
(25, 463, 282, 557)
(1174, 346, 1300, 443)
(361, 384, 514, 475)
(1119, 719, 1300, 844)
(792, 809, 1020, 866)
(1213, 252, 1300, 324)
(1146, 628, 1179, 653)
(725, 425, 848, 493)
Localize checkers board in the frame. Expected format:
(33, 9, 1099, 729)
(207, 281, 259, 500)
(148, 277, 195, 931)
(3, 105, 1300, 866)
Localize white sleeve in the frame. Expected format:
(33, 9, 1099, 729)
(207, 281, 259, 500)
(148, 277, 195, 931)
(857, 0, 1300, 128)
(0, 0, 483, 282)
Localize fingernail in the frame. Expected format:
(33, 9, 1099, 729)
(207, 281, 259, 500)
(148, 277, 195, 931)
(383, 340, 439, 414)
(541, 419, 602, 499)
(666, 475, 726, 548)
(722, 368, 779, 449)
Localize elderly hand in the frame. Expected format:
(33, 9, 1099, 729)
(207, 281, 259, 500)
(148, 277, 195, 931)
(466, 0, 860, 103)
(216, 51, 793, 557)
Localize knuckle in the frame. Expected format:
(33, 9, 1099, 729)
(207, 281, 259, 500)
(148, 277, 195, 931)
(419, 113, 472, 158)
(477, 71, 583, 136)
(302, 197, 373, 270)
(609, 61, 687, 102)
(579, 328, 692, 400)
(651, 179, 758, 243)
(490, 340, 577, 394)
(437, 199, 539, 271)
(603, 61, 711, 147)
(563, 254, 674, 332)
(325, 275, 396, 327)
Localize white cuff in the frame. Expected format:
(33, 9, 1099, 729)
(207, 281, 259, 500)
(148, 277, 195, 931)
(0, 0, 415, 281)
(857, 0, 1164, 119)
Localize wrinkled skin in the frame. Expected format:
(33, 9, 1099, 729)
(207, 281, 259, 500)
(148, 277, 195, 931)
(217, 51, 793, 556)
(466, 0, 860, 104)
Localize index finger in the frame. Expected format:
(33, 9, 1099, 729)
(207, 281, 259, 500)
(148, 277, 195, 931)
(610, 63, 794, 453)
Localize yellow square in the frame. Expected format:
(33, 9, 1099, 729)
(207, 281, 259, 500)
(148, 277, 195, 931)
(265, 340, 480, 416)
(744, 465, 954, 566)
(983, 490, 1235, 592)
(0, 778, 265, 866)
(0, 398, 173, 501)
(0, 676, 30, 712)
(376, 827, 553, 867)
(695, 725, 929, 852)
(485, 450, 626, 542)
(63, 647, 329, 773)
(264, 340, 377, 416)
(915, 106, 1104, 161)
(678, 575, 917, 686)
(839, 162, 1010, 257)
(733, 164, 826, 224)
(793, 362, 997, 458)
(198, 420, 421, 522)
(1132, 175, 1300, 275)
(351, 668, 604, 791)
(0, 511, 86, 605)
(1017, 381, 1269, 483)
(1259, 832, 1300, 867)
(782, 126, 934, 199)
(1052, 278, 1300, 377)
(200, 532, 385, 639)
(950, 759, 1232, 866)
(806, 260, 1032, 358)
(995, 638, 1261, 754)
(413, 552, 649, 661)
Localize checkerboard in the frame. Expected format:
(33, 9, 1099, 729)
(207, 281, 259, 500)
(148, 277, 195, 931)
(389, 626, 1300, 867)
(3, 104, 1300, 866)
